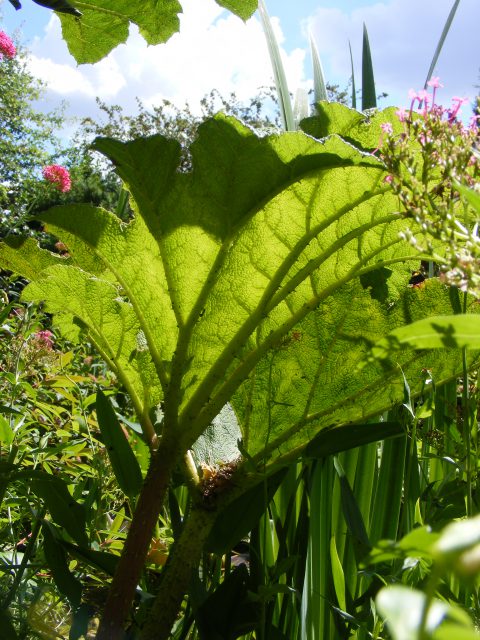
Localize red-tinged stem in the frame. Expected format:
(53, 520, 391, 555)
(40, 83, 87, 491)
(139, 505, 216, 640)
(96, 438, 180, 640)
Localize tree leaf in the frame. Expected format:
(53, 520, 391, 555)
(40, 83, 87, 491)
(95, 389, 143, 498)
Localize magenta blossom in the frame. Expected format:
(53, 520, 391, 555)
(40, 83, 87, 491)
(448, 96, 469, 121)
(42, 165, 71, 193)
(427, 76, 443, 107)
(427, 77, 443, 89)
(0, 31, 16, 59)
(33, 330, 54, 350)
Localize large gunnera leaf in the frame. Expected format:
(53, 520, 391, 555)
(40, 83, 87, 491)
(2, 112, 471, 471)
(54, 0, 258, 64)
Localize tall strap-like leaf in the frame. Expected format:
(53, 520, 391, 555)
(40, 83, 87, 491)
(258, 0, 295, 131)
(361, 23, 377, 111)
(423, 0, 461, 88)
(310, 34, 328, 104)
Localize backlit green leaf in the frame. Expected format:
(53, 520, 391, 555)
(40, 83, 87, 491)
(55, 0, 257, 64)
(371, 314, 480, 360)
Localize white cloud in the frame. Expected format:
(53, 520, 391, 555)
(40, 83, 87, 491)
(25, 0, 307, 122)
(307, 0, 479, 109)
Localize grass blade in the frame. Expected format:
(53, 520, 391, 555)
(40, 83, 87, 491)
(349, 40, 356, 109)
(423, 0, 461, 88)
(361, 23, 376, 110)
(258, 0, 295, 131)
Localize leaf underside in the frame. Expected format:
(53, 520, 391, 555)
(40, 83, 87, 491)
(2, 110, 474, 476)
(57, 0, 258, 64)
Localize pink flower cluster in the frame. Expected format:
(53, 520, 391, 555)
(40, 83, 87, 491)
(404, 77, 472, 127)
(33, 330, 54, 350)
(0, 31, 16, 59)
(42, 165, 72, 193)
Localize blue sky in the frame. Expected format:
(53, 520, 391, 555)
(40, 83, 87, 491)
(0, 0, 478, 127)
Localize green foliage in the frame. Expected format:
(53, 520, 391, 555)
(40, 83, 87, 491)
(1, 103, 476, 637)
(46, 0, 259, 64)
(0, 40, 64, 236)
(1, 4, 477, 636)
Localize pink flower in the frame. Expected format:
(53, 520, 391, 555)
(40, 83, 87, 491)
(395, 107, 407, 123)
(427, 77, 443, 90)
(384, 174, 393, 184)
(381, 122, 393, 134)
(427, 77, 443, 108)
(42, 165, 71, 192)
(33, 330, 54, 350)
(448, 96, 469, 123)
(0, 31, 16, 59)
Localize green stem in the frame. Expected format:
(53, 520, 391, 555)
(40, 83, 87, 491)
(96, 435, 181, 640)
(462, 291, 473, 517)
(139, 505, 217, 640)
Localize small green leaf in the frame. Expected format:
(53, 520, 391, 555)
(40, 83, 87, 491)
(31, 477, 88, 547)
(456, 182, 480, 214)
(372, 315, 480, 360)
(0, 415, 14, 446)
(95, 390, 143, 498)
(42, 522, 82, 608)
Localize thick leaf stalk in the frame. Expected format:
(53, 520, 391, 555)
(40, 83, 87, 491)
(96, 435, 181, 639)
(140, 505, 217, 639)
